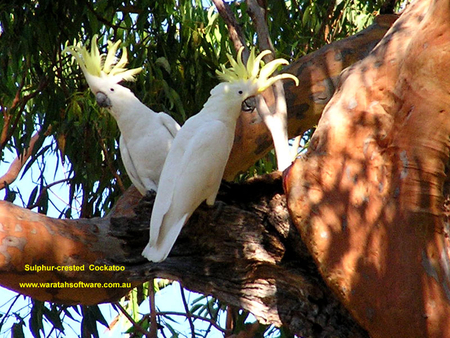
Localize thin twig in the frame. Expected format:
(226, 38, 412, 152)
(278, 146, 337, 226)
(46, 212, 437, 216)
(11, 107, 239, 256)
(94, 122, 126, 193)
(211, 0, 248, 58)
(225, 305, 235, 335)
(0, 294, 20, 330)
(2, 76, 49, 153)
(247, 0, 274, 60)
(179, 283, 196, 338)
(203, 296, 217, 337)
(149, 279, 158, 338)
(0, 71, 27, 151)
(27, 178, 71, 210)
(113, 301, 151, 338)
(291, 135, 302, 161)
(154, 311, 229, 334)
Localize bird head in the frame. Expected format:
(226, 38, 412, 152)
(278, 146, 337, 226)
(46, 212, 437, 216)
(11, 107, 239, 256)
(215, 47, 299, 106)
(64, 35, 142, 108)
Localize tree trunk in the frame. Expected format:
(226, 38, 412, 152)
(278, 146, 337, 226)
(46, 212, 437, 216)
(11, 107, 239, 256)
(3, 3, 449, 337)
(285, 0, 450, 337)
(0, 174, 368, 337)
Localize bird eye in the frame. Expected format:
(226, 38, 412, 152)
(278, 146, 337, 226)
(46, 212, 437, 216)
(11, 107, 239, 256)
(238, 90, 243, 95)
(110, 88, 115, 92)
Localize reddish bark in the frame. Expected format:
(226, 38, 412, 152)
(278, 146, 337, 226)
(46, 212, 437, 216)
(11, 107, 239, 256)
(223, 14, 398, 179)
(285, 0, 450, 337)
(0, 189, 142, 304)
(0, 11, 414, 337)
(0, 175, 370, 336)
(0, 129, 47, 190)
(0, 14, 398, 306)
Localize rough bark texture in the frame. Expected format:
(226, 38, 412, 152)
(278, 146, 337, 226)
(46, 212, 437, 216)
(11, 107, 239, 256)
(285, 0, 450, 337)
(2, 5, 446, 337)
(223, 14, 398, 180)
(0, 174, 368, 337)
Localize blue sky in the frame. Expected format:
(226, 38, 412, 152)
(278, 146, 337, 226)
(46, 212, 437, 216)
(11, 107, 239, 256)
(0, 140, 228, 337)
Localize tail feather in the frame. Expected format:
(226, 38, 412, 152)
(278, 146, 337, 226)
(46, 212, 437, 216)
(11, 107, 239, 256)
(141, 243, 169, 263)
(142, 214, 189, 262)
(148, 205, 167, 248)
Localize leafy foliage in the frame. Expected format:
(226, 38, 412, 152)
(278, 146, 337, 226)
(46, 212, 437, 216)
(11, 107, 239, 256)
(0, 0, 390, 337)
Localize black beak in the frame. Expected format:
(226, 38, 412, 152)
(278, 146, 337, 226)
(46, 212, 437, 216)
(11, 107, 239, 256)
(96, 91, 111, 108)
(241, 96, 256, 112)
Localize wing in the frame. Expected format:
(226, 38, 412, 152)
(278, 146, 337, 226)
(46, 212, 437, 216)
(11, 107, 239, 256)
(147, 119, 235, 258)
(158, 112, 180, 138)
(147, 124, 190, 247)
(119, 135, 157, 194)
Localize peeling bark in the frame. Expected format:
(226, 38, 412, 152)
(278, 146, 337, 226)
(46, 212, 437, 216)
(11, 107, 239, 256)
(285, 0, 450, 337)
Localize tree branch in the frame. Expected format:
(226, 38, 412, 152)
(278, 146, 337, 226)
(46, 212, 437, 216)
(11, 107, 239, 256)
(0, 72, 27, 151)
(0, 172, 368, 337)
(223, 13, 398, 179)
(247, 0, 273, 53)
(154, 311, 227, 334)
(211, 0, 246, 54)
(0, 21, 403, 336)
(247, 0, 292, 171)
(0, 128, 50, 190)
(0, 76, 49, 153)
(148, 280, 158, 338)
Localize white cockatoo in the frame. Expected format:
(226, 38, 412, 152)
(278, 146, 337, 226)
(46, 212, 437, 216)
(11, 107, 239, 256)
(64, 36, 180, 194)
(142, 48, 298, 262)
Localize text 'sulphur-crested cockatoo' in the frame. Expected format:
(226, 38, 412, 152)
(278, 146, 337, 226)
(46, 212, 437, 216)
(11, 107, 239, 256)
(142, 48, 298, 262)
(64, 36, 180, 194)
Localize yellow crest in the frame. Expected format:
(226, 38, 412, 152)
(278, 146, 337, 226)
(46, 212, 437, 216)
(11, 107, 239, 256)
(216, 47, 298, 91)
(64, 35, 142, 83)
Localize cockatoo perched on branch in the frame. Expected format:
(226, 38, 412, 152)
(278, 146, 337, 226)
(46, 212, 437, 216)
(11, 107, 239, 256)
(64, 36, 180, 194)
(142, 47, 298, 262)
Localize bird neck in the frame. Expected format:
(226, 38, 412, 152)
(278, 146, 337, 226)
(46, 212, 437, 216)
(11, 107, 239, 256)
(109, 93, 156, 134)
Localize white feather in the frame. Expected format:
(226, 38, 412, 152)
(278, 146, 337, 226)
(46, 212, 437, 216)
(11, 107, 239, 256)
(65, 38, 180, 194)
(119, 134, 156, 193)
(89, 76, 180, 194)
(142, 81, 256, 262)
(142, 48, 299, 262)
(104, 83, 180, 194)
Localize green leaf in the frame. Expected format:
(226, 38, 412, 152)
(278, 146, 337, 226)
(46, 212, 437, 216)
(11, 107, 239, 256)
(81, 305, 109, 338)
(26, 186, 39, 209)
(155, 57, 172, 74)
(37, 189, 49, 215)
(86, 305, 108, 328)
(42, 305, 64, 332)
(29, 300, 44, 338)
